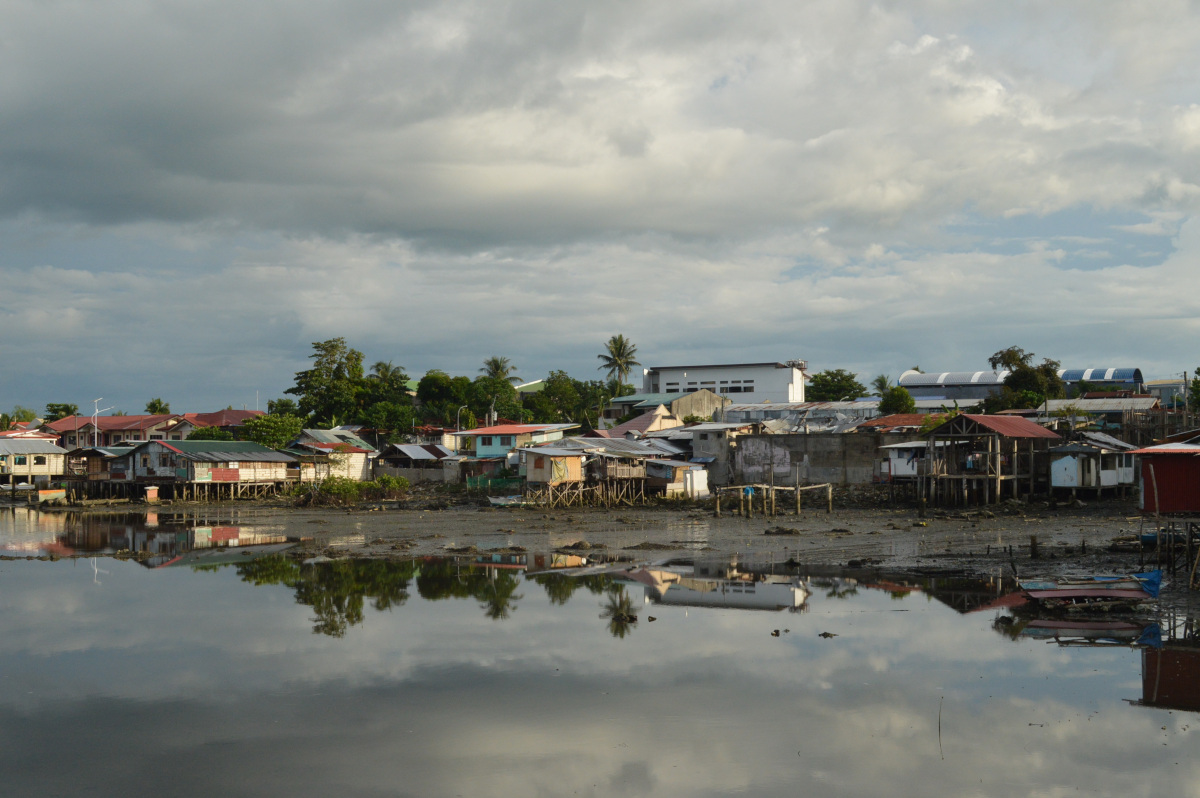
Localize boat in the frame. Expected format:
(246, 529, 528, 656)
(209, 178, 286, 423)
(1017, 619, 1151, 646)
(487, 495, 527, 507)
(1019, 569, 1162, 609)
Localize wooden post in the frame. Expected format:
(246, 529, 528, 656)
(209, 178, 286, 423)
(1030, 534, 1039, 559)
(739, 489, 745, 517)
(748, 488, 755, 519)
(795, 487, 801, 515)
(714, 489, 722, 517)
(826, 484, 832, 514)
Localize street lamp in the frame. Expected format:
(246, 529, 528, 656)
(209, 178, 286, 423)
(91, 398, 113, 448)
(455, 405, 468, 432)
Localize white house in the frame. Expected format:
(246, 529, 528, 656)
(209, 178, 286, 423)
(641, 361, 808, 403)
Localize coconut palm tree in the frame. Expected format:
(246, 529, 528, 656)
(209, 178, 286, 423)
(597, 335, 641, 386)
(599, 587, 638, 638)
(480, 356, 520, 383)
(870, 374, 892, 396)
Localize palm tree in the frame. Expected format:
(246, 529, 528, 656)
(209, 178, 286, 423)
(599, 587, 638, 638)
(597, 335, 641, 386)
(145, 398, 170, 414)
(870, 374, 892, 396)
(480, 356, 520, 383)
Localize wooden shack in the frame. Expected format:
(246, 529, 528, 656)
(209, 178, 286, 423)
(1049, 432, 1136, 497)
(0, 439, 67, 486)
(922, 414, 1061, 505)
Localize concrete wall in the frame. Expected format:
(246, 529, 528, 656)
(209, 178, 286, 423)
(733, 432, 924, 485)
(644, 364, 806, 403)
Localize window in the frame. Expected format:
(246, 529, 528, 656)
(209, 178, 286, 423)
(140, 456, 150, 468)
(534, 457, 545, 469)
(699, 433, 709, 440)
(171, 434, 181, 440)
(33, 456, 46, 465)
(150, 434, 163, 440)
(14, 455, 27, 465)
(480, 436, 493, 446)
(159, 454, 171, 467)
(130, 434, 141, 440)
(500, 436, 513, 446)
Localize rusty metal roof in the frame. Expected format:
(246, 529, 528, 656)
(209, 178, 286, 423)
(928, 414, 1061, 440)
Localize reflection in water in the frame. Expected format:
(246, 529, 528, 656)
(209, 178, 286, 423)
(600, 587, 638, 638)
(5, 510, 1200, 796)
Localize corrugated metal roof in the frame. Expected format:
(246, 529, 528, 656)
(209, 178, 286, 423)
(383, 444, 453, 460)
(453, 423, 577, 436)
(1057, 367, 1143, 383)
(1043, 398, 1159, 412)
(537, 437, 663, 458)
(899, 371, 1009, 387)
(0, 440, 68, 455)
(1128, 443, 1200, 455)
(941, 414, 1062, 440)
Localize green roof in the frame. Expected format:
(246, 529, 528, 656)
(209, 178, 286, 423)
(161, 440, 277, 454)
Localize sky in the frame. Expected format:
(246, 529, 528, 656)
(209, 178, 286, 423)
(3, 0, 1200, 413)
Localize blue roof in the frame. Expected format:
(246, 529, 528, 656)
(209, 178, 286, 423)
(1057, 368, 1143, 384)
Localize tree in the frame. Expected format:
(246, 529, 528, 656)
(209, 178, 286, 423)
(9, 406, 37, 423)
(285, 338, 366, 426)
(981, 349, 1066, 412)
(416, 370, 473, 426)
(878, 386, 916, 415)
(480, 356, 520, 383)
(145, 398, 170, 414)
(267, 398, 300, 416)
(359, 401, 415, 442)
(44, 403, 78, 423)
(241, 413, 304, 450)
(870, 375, 893, 396)
(1188, 368, 1200, 409)
(988, 347, 1033, 371)
(470, 376, 523, 424)
(188, 426, 235, 441)
(597, 335, 641, 387)
(806, 369, 867, 402)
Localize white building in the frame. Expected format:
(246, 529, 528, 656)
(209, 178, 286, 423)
(642, 361, 807, 404)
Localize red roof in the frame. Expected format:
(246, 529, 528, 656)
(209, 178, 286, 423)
(941, 414, 1061, 440)
(861, 414, 940, 432)
(181, 410, 264, 427)
(45, 414, 183, 432)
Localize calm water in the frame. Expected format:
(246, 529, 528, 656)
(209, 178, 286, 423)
(1, 507, 1197, 797)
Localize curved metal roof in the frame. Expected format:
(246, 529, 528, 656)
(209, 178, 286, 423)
(898, 370, 1009, 387)
(1057, 368, 1143, 383)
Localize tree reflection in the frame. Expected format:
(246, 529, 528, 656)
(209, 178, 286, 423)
(532, 573, 580, 605)
(600, 587, 638, 639)
(478, 569, 524, 620)
(236, 555, 415, 638)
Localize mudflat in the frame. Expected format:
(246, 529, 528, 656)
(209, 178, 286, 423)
(225, 496, 1162, 584)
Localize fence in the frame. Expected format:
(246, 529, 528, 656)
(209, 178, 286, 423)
(465, 476, 524, 494)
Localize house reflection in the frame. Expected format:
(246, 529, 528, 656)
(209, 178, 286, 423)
(618, 558, 810, 612)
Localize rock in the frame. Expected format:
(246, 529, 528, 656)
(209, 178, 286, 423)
(819, 632, 838, 638)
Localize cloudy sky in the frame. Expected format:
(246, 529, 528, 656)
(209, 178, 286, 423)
(3, 1, 1200, 412)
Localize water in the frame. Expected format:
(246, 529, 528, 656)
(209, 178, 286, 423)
(1, 508, 1197, 797)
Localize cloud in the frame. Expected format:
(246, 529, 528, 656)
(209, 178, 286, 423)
(3, 1, 1200, 408)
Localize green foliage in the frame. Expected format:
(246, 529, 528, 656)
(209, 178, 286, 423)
(359, 401, 415, 441)
(241, 413, 303, 450)
(806, 369, 867, 402)
(988, 347, 1033, 371)
(870, 374, 893, 396)
(314, 475, 363, 504)
(878, 386, 916, 415)
(1189, 367, 1200, 408)
(982, 350, 1065, 412)
(417, 370, 474, 425)
(480, 356, 520, 383)
(363, 474, 410, 500)
(597, 334, 641, 385)
(286, 337, 366, 426)
(919, 409, 957, 434)
(267, 397, 300, 416)
(9, 405, 37, 423)
(44, 403, 78, 422)
(145, 398, 170, 414)
(471, 375, 524, 423)
(236, 556, 418, 637)
(187, 426, 235, 441)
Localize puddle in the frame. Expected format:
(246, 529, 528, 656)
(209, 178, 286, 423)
(1, 509, 1198, 796)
